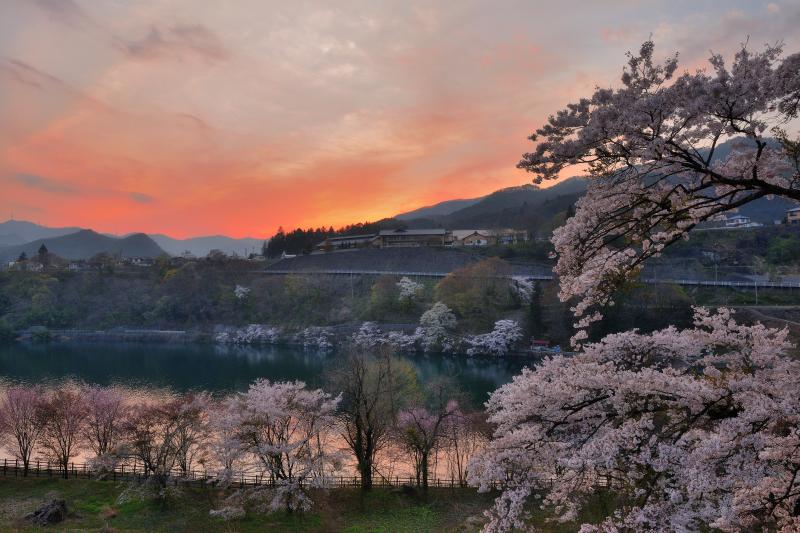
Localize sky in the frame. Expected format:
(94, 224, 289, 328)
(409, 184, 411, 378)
(1, 0, 799, 238)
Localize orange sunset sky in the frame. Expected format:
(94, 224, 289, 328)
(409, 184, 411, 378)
(1, 0, 798, 238)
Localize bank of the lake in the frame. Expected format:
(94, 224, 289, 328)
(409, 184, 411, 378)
(0, 341, 527, 406)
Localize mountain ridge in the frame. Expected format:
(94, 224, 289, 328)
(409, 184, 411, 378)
(0, 220, 265, 258)
(0, 229, 165, 262)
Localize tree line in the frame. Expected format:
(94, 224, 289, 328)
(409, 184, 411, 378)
(265, 218, 407, 257)
(0, 350, 487, 517)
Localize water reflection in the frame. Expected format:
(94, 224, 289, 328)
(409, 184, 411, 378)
(0, 342, 528, 407)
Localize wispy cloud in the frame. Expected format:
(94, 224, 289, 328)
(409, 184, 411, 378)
(33, 0, 95, 29)
(14, 173, 78, 194)
(129, 192, 154, 203)
(12, 173, 153, 205)
(118, 24, 229, 63)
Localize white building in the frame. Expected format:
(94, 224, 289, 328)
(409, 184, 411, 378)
(725, 215, 762, 228)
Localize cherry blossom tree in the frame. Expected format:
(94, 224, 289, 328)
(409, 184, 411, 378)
(230, 379, 341, 512)
(297, 327, 334, 351)
(397, 276, 424, 304)
(0, 386, 44, 476)
(353, 321, 384, 350)
(233, 284, 250, 300)
(518, 40, 800, 337)
(396, 395, 460, 491)
(469, 308, 800, 532)
(216, 324, 280, 344)
(37, 387, 87, 478)
(417, 302, 457, 353)
(208, 395, 245, 486)
(465, 319, 523, 356)
(83, 385, 127, 458)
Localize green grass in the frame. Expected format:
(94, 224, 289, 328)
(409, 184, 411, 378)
(0, 478, 493, 532)
(0, 477, 619, 532)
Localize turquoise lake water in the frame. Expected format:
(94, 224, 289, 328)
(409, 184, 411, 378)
(0, 342, 529, 407)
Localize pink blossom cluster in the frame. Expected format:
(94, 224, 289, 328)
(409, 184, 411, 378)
(465, 319, 523, 357)
(469, 308, 800, 532)
(215, 324, 281, 344)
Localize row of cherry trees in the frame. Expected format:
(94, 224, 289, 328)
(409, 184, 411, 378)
(0, 356, 487, 514)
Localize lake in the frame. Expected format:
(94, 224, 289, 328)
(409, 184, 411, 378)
(0, 342, 529, 407)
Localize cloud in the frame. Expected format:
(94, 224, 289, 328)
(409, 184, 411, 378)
(33, 0, 95, 28)
(3, 0, 799, 238)
(13, 173, 78, 194)
(118, 24, 230, 63)
(175, 113, 210, 129)
(129, 192, 154, 203)
(0, 58, 107, 109)
(11, 173, 153, 204)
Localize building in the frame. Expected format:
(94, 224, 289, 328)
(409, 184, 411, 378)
(461, 231, 496, 247)
(725, 215, 762, 228)
(451, 228, 529, 246)
(493, 228, 528, 244)
(787, 207, 800, 225)
(316, 234, 376, 252)
(373, 228, 452, 248)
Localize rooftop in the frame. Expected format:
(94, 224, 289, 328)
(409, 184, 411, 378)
(324, 234, 376, 241)
(378, 229, 447, 236)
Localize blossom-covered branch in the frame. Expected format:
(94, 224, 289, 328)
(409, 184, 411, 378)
(518, 40, 800, 336)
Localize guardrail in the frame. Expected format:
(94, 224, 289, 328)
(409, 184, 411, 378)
(261, 269, 800, 289)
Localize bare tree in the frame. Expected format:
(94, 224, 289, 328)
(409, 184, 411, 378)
(120, 394, 208, 492)
(173, 392, 212, 476)
(38, 387, 87, 478)
(441, 410, 490, 487)
(328, 349, 418, 490)
(0, 386, 44, 476)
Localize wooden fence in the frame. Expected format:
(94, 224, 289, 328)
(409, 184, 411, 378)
(0, 458, 476, 489)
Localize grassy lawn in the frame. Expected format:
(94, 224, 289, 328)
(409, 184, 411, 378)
(0, 477, 495, 532)
(0, 477, 618, 532)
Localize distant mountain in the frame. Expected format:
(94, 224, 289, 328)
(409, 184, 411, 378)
(149, 234, 264, 257)
(395, 197, 483, 220)
(0, 220, 82, 247)
(396, 139, 799, 233)
(0, 230, 164, 262)
(399, 177, 589, 236)
(0, 220, 265, 258)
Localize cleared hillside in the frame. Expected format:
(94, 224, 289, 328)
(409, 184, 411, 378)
(265, 248, 552, 277)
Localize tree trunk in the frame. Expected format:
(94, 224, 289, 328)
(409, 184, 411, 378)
(422, 452, 429, 491)
(359, 460, 373, 490)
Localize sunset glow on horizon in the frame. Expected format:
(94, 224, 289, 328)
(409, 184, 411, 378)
(2, 0, 798, 238)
